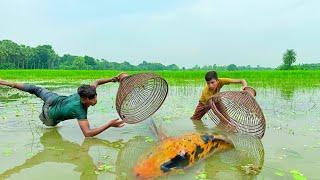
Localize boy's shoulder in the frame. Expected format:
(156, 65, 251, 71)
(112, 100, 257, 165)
(218, 77, 231, 80)
(218, 78, 233, 85)
(218, 77, 232, 81)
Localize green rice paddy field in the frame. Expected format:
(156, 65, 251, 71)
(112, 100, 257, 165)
(1, 70, 319, 87)
(0, 70, 319, 180)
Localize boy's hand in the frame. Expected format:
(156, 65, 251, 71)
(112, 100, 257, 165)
(117, 72, 129, 82)
(109, 118, 125, 128)
(242, 86, 256, 97)
(111, 77, 119, 82)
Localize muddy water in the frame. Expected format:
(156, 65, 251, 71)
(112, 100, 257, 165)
(0, 83, 319, 179)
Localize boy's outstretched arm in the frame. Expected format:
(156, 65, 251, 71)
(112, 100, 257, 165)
(91, 77, 118, 88)
(229, 79, 248, 89)
(0, 80, 25, 90)
(78, 118, 125, 137)
(90, 72, 128, 88)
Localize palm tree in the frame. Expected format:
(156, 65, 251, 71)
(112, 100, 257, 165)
(282, 49, 296, 69)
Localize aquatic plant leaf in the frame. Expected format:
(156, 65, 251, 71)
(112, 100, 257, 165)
(290, 170, 307, 180)
(195, 170, 208, 180)
(144, 136, 154, 143)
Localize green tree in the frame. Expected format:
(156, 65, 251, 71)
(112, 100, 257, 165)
(119, 61, 136, 70)
(71, 57, 89, 69)
(0, 40, 21, 68)
(192, 65, 200, 70)
(0, 42, 8, 66)
(35, 45, 59, 69)
(282, 49, 296, 69)
(84, 56, 97, 69)
(137, 61, 166, 70)
(20, 45, 34, 69)
(0, 62, 15, 69)
(227, 64, 238, 71)
(166, 64, 179, 70)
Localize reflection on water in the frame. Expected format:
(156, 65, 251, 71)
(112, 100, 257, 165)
(192, 121, 265, 180)
(0, 88, 29, 103)
(202, 137, 264, 180)
(278, 84, 296, 100)
(0, 129, 114, 179)
(0, 129, 97, 179)
(0, 128, 153, 180)
(115, 136, 153, 179)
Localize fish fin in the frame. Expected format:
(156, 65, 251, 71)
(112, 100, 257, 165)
(149, 119, 167, 140)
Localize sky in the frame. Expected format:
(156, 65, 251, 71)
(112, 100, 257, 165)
(0, 0, 319, 68)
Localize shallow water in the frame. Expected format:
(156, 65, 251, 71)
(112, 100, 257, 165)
(0, 82, 319, 180)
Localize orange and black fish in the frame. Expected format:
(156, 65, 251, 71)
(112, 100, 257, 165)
(134, 131, 234, 179)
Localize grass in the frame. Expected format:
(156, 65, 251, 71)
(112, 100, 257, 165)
(0, 69, 319, 88)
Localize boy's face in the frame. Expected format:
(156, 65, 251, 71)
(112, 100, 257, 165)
(83, 95, 97, 106)
(89, 95, 98, 106)
(207, 79, 218, 90)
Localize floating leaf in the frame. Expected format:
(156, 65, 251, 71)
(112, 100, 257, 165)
(290, 170, 307, 180)
(195, 170, 208, 180)
(96, 163, 114, 173)
(144, 136, 154, 143)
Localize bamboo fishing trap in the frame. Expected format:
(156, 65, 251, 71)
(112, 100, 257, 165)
(207, 87, 266, 138)
(115, 73, 168, 124)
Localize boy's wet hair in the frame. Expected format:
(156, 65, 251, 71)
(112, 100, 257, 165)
(205, 71, 218, 81)
(78, 85, 97, 99)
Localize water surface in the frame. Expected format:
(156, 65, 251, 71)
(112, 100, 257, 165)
(0, 82, 319, 179)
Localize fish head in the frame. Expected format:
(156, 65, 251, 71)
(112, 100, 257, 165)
(134, 155, 161, 179)
(134, 138, 190, 179)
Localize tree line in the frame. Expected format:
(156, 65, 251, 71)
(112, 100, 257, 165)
(0, 40, 179, 70)
(0, 40, 318, 70)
